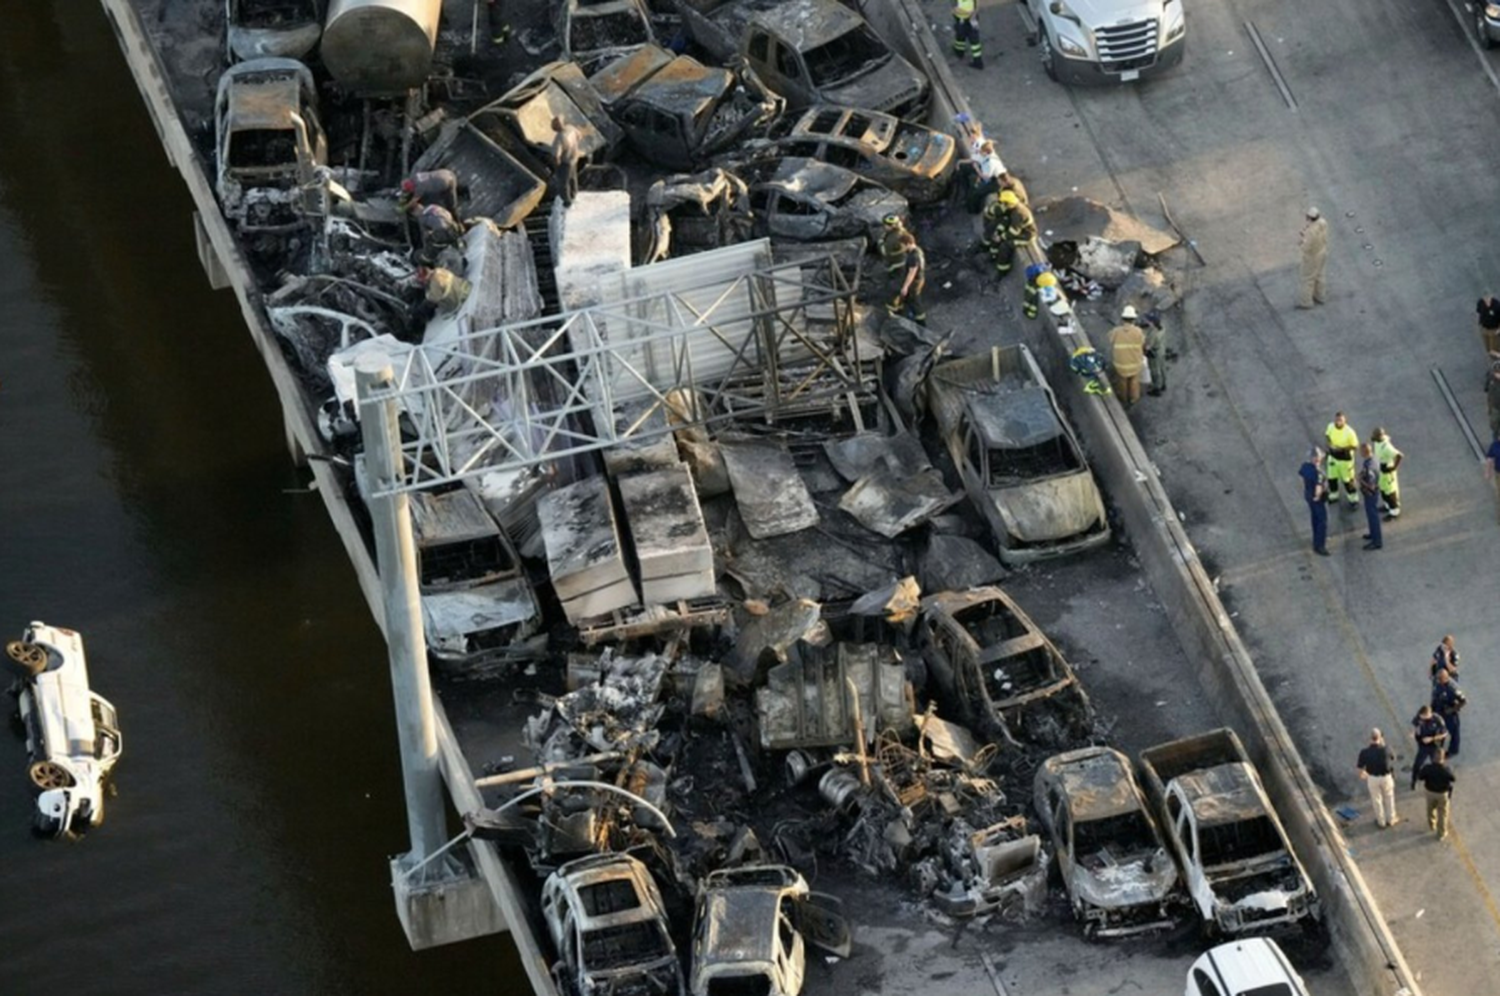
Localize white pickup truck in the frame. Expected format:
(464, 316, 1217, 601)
(7, 622, 122, 837)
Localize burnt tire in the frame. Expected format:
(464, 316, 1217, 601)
(29, 760, 75, 791)
(6, 641, 46, 679)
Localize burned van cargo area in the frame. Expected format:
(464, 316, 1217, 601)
(114, 0, 1321, 992)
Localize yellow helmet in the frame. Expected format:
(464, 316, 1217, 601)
(998, 190, 1021, 208)
(1036, 271, 1058, 288)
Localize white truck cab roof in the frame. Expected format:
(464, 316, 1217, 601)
(1186, 937, 1310, 996)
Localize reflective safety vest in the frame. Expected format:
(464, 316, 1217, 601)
(1325, 422, 1358, 463)
(954, 0, 976, 19)
(1373, 438, 1402, 491)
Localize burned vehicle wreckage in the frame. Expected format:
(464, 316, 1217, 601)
(166, 0, 1320, 988)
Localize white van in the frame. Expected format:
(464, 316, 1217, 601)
(7, 622, 122, 837)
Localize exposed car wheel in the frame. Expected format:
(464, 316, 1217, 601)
(5, 641, 47, 679)
(1481, 13, 1497, 50)
(1040, 33, 1059, 81)
(29, 760, 75, 790)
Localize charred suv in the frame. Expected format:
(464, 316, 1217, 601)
(1034, 747, 1178, 937)
(1139, 729, 1319, 938)
(213, 57, 327, 231)
(542, 852, 687, 996)
(1027, 0, 1186, 85)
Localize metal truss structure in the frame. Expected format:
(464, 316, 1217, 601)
(360, 253, 871, 497)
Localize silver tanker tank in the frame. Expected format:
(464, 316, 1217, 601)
(321, 0, 442, 95)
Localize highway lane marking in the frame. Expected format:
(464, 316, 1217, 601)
(1244, 22, 1298, 111)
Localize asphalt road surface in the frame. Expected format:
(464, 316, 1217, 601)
(954, 0, 1500, 991)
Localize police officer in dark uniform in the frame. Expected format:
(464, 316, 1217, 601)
(1359, 443, 1383, 550)
(1298, 447, 1330, 556)
(1411, 704, 1449, 789)
(1432, 668, 1466, 757)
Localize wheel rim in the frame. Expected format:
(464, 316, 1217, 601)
(6, 642, 46, 671)
(30, 760, 75, 790)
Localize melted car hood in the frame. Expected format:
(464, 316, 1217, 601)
(989, 471, 1104, 542)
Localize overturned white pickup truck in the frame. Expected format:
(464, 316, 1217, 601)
(7, 623, 122, 837)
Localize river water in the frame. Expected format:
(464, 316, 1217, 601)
(0, 5, 517, 993)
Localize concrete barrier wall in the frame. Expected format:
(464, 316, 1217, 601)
(864, 1, 1420, 993)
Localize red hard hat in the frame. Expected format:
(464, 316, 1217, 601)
(401, 179, 416, 194)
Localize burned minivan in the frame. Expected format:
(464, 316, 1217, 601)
(1034, 747, 1179, 937)
(917, 587, 1092, 745)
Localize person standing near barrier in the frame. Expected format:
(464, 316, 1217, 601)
(1370, 427, 1403, 519)
(1411, 704, 1449, 789)
(1358, 443, 1383, 550)
(1420, 749, 1456, 841)
(951, 0, 985, 69)
(1487, 364, 1500, 439)
(1324, 412, 1360, 509)
(1108, 306, 1146, 406)
(1143, 309, 1168, 396)
(1299, 446, 1330, 556)
(1357, 728, 1399, 828)
(1432, 668, 1466, 758)
(1298, 206, 1328, 309)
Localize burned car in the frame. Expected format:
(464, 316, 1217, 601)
(924, 345, 1110, 565)
(408, 487, 543, 676)
(542, 852, 688, 996)
(1034, 747, 1178, 938)
(739, 157, 906, 248)
(214, 57, 328, 231)
(690, 865, 850, 996)
(560, 0, 655, 69)
(749, 105, 956, 204)
(226, 0, 321, 61)
(611, 50, 784, 170)
(738, 0, 928, 116)
(916, 587, 1092, 745)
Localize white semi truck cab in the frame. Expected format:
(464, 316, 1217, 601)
(1028, 0, 1186, 85)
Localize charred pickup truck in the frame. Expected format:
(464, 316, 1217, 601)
(673, 0, 929, 117)
(1034, 747, 1178, 938)
(1139, 729, 1320, 938)
(924, 345, 1111, 566)
(916, 587, 1092, 746)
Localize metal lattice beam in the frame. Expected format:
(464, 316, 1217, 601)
(358, 253, 868, 497)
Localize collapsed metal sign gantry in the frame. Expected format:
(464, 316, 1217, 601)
(358, 249, 868, 497)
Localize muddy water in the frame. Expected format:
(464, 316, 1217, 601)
(0, 5, 518, 992)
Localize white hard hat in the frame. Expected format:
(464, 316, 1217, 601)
(1121, 305, 1138, 320)
(1306, 206, 1320, 220)
(1049, 300, 1071, 317)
